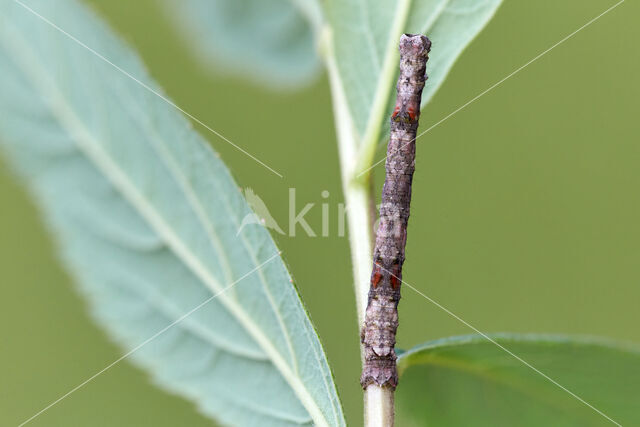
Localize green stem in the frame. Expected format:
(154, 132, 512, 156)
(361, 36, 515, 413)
(321, 27, 373, 327)
(343, 181, 373, 324)
(322, 25, 395, 427)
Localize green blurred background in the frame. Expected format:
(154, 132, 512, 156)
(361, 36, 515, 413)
(1, 0, 638, 425)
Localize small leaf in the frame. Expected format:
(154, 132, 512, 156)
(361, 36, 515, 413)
(396, 334, 640, 426)
(163, 0, 323, 88)
(324, 0, 502, 163)
(0, 1, 344, 425)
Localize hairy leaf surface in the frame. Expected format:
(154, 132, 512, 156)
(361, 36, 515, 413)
(396, 334, 640, 426)
(0, 1, 344, 425)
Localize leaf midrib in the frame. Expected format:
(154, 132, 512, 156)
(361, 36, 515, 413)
(105, 260, 268, 361)
(115, 83, 302, 378)
(115, 70, 340, 426)
(0, 19, 333, 427)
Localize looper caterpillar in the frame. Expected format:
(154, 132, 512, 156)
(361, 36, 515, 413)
(361, 34, 431, 390)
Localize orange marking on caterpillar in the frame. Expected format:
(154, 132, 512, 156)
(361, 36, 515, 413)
(389, 274, 400, 289)
(371, 264, 383, 288)
(407, 103, 417, 121)
(389, 263, 402, 289)
(391, 103, 401, 120)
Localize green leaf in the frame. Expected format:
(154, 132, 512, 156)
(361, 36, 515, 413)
(323, 0, 503, 169)
(396, 334, 640, 426)
(0, 1, 344, 425)
(162, 0, 323, 88)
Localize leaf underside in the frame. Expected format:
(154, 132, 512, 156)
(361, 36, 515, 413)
(396, 334, 640, 426)
(0, 1, 344, 425)
(325, 0, 503, 150)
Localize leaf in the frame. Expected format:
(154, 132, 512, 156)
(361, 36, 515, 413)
(162, 0, 323, 88)
(0, 1, 344, 425)
(396, 334, 640, 426)
(323, 0, 503, 167)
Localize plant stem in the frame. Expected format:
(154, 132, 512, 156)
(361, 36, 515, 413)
(344, 182, 375, 323)
(322, 27, 431, 427)
(364, 385, 394, 427)
(360, 34, 431, 426)
(321, 27, 373, 327)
